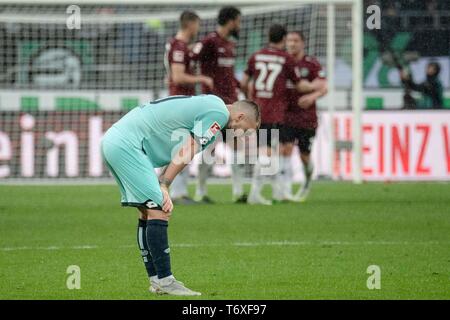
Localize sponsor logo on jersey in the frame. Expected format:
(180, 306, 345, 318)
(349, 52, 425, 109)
(204, 121, 221, 140)
(209, 122, 221, 135)
(199, 137, 209, 145)
(192, 42, 203, 54)
(173, 50, 184, 63)
(300, 67, 310, 77)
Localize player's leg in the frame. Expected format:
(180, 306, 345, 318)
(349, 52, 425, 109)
(230, 133, 248, 203)
(274, 143, 295, 201)
(294, 128, 316, 202)
(194, 138, 216, 203)
(139, 206, 199, 296)
(104, 151, 160, 289)
(136, 207, 159, 292)
(248, 124, 272, 205)
(195, 128, 227, 204)
(273, 126, 295, 202)
(102, 139, 199, 295)
(102, 139, 166, 291)
(195, 162, 213, 203)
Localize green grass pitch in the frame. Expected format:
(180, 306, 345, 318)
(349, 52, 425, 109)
(0, 182, 449, 300)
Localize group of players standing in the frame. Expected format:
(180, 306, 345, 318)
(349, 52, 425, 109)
(164, 6, 328, 205)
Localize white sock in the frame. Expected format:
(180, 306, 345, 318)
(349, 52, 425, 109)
(283, 156, 293, 196)
(231, 163, 244, 197)
(273, 156, 287, 200)
(249, 156, 269, 198)
(170, 167, 189, 198)
(150, 275, 159, 283)
(196, 162, 210, 198)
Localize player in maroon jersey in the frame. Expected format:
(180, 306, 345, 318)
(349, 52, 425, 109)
(241, 24, 322, 205)
(191, 6, 244, 203)
(164, 10, 214, 205)
(283, 30, 327, 202)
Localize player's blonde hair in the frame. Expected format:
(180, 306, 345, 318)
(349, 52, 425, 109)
(232, 99, 261, 128)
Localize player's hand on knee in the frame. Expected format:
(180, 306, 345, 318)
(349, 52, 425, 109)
(160, 185, 173, 213)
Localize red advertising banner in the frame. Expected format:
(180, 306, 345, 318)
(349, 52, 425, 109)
(1, 110, 449, 180)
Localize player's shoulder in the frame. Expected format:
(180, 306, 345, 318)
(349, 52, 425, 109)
(196, 95, 230, 125)
(202, 31, 219, 43)
(200, 94, 227, 110)
(168, 37, 188, 51)
(302, 55, 322, 67)
(262, 47, 291, 62)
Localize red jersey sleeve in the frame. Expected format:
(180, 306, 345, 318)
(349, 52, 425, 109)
(168, 40, 187, 65)
(308, 56, 326, 80)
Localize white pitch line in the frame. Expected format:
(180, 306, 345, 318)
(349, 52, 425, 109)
(0, 240, 447, 252)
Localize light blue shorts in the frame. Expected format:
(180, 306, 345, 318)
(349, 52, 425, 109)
(101, 127, 163, 210)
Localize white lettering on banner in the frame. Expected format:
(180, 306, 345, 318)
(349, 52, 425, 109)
(0, 111, 449, 180)
(45, 131, 79, 177)
(20, 114, 35, 177)
(443, 125, 450, 173)
(89, 117, 104, 177)
(321, 112, 450, 180)
(0, 132, 11, 178)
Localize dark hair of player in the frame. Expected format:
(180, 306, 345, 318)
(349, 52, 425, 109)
(217, 6, 241, 26)
(288, 30, 305, 41)
(269, 24, 287, 44)
(180, 10, 200, 29)
(428, 61, 441, 76)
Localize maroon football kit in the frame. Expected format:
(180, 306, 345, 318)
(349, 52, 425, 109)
(165, 37, 196, 96)
(284, 55, 325, 154)
(192, 31, 239, 104)
(245, 46, 301, 146)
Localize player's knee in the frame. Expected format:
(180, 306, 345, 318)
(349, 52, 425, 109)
(138, 208, 148, 220)
(145, 208, 171, 221)
(300, 151, 311, 163)
(280, 143, 294, 156)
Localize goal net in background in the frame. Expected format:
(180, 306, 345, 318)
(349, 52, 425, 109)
(0, 0, 362, 181)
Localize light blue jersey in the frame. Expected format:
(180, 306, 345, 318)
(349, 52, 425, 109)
(110, 94, 229, 168)
(101, 95, 229, 208)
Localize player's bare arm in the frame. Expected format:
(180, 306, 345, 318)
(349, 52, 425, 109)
(296, 78, 326, 93)
(171, 63, 214, 90)
(159, 135, 200, 213)
(240, 73, 251, 98)
(298, 79, 328, 109)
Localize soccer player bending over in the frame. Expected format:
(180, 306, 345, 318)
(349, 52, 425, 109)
(101, 95, 260, 296)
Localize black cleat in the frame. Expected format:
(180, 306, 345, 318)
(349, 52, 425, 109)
(233, 194, 248, 203)
(197, 195, 215, 204)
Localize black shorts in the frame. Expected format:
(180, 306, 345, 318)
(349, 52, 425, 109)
(282, 127, 316, 154)
(257, 123, 289, 147)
